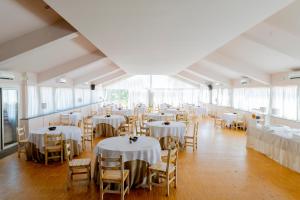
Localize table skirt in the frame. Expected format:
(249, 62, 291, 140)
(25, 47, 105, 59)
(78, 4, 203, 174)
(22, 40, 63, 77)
(94, 157, 148, 188)
(247, 127, 300, 173)
(95, 123, 118, 137)
(26, 140, 81, 163)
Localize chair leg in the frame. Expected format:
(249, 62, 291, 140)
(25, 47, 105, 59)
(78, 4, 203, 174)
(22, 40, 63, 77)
(166, 174, 170, 197)
(45, 151, 48, 165)
(61, 149, 63, 164)
(175, 169, 177, 188)
(121, 180, 124, 200)
(127, 175, 130, 194)
(148, 169, 152, 191)
(18, 145, 20, 158)
(100, 180, 104, 200)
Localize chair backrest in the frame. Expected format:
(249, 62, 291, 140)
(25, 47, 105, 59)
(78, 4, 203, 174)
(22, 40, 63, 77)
(65, 140, 72, 164)
(105, 107, 112, 115)
(17, 127, 26, 142)
(98, 154, 125, 181)
(83, 122, 93, 136)
(49, 121, 61, 126)
(60, 114, 71, 125)
(127, 116, 136, 124)
(44, 133, 63, 148)
(166, 147, 178, 172)
(176, 113, 188, 121)
(91, 111, 97, 116)
(142, 114, 148, 122)
(193, 122, 199, 138)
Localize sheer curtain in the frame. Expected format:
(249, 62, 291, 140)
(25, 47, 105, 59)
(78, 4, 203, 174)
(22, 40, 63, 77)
(83, 89, 91, 105)
(40, 87, 54, 114)
(74, 89, 84, 106)
(55, 88, 73, 111)
(212, 88, 230, 106)
(272, 86, 297, 120)
(27, 86, 39, 117)
(128, 89, 149, 108)
(233, 87, 270, 112)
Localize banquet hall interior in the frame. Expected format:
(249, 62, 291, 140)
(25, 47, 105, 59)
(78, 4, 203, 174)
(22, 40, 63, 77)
(2, 0, 300, 200)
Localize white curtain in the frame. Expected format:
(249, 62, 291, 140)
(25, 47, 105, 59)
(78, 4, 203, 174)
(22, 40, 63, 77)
(128, 89, 149, 108)
(233, 87, 270, 112)
(83, 89, 91, 105)
(272, 86, 297, 120)
(40, 87, 54, 114)
(2, 89, 18, 126)
(212, 88, 230, 106)
(27, 86, 39, 117)
(55, 88, 73, 110)
(74, 88, 84, 106)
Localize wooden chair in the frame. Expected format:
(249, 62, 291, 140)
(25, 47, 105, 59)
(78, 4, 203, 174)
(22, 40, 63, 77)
(135, 121, 150, 136)
(121, 116, 136, 133)
(91, 111, 97, 116)
(17, 127, 28, 159)
(233, 116, 246, 131)
(176, 113, 188, 121)
(98, 154, 130, 200)
(48, 121, 61, 126)
(82, 122, 93, 150)
(60, 114, 71, 126)
(141, 114, 149, 125)
(148, 147, 178, 196)
(66, 140, 91, 189)
(44, 133, 64, 165)
(184, 122, 199, 152)
(214, 117, 225, 128)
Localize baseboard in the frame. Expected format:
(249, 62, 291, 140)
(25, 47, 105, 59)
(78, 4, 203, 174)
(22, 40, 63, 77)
(0, 145, 17, 159)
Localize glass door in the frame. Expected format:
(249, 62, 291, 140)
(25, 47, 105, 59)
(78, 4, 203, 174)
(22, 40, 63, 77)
(1, 88, 18, 149)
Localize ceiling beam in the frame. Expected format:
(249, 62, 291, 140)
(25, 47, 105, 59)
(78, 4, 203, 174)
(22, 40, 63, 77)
(73, 63, 120, 85)
(187, 62, 232, 86)
(37, 51, 106, 83)
(0, 20, 78, 64)
(177, 71, 208, 85)
(171, 75, 201, 88)
(205, 52, 271, 85)
(92, 70, 127, 85)
(244, 22, 300, 61)
(102, 75, 131, 87)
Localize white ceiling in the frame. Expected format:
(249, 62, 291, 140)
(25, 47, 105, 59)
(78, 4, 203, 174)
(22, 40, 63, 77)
(2, 0, 300, 87)
(44, 0, 292, 74)
(217, 36, 300, 73)
(0, 0, 60, 45)
(0, 35, 97, 73)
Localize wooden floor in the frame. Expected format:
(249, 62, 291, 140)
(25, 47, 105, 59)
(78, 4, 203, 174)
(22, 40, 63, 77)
(1, 119, 300, 200)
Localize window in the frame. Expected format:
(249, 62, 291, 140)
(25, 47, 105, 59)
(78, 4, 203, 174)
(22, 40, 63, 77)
(212, 88, 230, 106)
(27, 86, 39, 117)
(55, 88, 73, 111)
(272, 86, 297, 120)
(83, 89, 91, 105)
(40, 87, 54, 114)
(233, 87, 270, 112)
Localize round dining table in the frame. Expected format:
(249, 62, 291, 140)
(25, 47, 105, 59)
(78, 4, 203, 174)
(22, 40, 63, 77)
(27, 126, 82, 162)
(146, 121, 186, 145)
(94, 136, 161, 187)
(112, 108, 134, 117)
(92, 115, 125, 137)
(145, 112, 175, 121)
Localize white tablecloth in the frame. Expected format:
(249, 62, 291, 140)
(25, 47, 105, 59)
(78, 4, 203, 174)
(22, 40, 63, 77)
(162, 108, 184, 115)
(247, 125, 300, 173)
(221, 113, 237, 126)
(146, 121, 186, 144)
(193, 106, 207, 116)
(70, 112, 83, 125)
(94, 136, 161, 165)
(28, 126, 82, 153)
(92, 115, 125, 129)
(112, 109, 134, 116)
(146, 113, 176, 121)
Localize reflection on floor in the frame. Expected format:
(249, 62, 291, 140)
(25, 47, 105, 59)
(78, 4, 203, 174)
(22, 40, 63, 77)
(0, 119, 300, 200)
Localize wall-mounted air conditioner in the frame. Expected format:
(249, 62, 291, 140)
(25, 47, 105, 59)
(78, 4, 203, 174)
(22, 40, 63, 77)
(288, 71, 300, 79)
(240, 77, 250, 85)
(0, 71, 15, 80)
